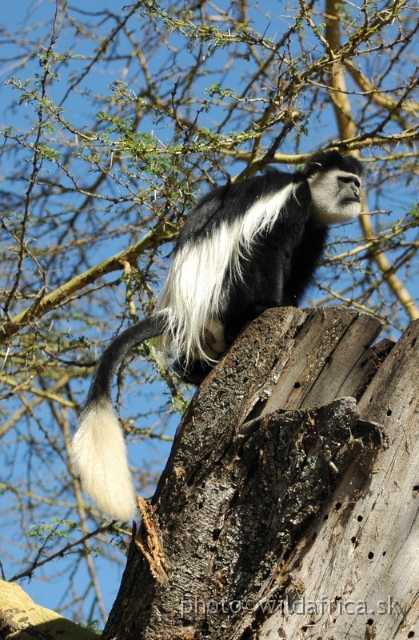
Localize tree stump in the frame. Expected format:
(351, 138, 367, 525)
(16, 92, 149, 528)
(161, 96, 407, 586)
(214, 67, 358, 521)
(103, 307, 419, 640)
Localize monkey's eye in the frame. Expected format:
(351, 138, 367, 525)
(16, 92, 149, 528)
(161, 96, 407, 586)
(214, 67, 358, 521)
(338, 175, 361, 188)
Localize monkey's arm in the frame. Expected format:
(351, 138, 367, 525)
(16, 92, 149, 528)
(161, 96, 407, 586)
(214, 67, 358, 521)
(282, 221, 328, 306)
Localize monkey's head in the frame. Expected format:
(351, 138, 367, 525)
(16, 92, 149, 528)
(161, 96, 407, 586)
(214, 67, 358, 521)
(304, 150, 364, 226)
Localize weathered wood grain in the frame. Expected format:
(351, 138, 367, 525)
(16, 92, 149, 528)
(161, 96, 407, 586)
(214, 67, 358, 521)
(259, 320, 419, 640)
(103, 308, 417, 640)
(259, 307, 384, 413)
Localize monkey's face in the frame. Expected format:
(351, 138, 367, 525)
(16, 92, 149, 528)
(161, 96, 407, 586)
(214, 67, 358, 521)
(308, 169, 363, 226)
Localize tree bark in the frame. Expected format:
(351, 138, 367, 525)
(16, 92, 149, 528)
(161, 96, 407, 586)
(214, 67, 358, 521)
(103, 307, 419, 640)
(0, 580, 97, 640)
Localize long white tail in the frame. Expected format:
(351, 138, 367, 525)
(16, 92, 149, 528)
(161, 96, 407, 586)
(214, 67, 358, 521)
(71, 398, 137, 520)
(71, 315, 166, 520)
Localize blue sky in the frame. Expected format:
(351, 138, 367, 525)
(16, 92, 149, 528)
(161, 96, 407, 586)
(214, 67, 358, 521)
(0, 0, 418, 625)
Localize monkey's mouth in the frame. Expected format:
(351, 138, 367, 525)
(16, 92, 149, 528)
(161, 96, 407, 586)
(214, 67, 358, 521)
(341, 196, 360, 204)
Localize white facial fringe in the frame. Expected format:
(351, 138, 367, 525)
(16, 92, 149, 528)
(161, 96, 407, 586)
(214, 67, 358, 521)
(159, 182, 296, 363)
(309, 169, 362, 224)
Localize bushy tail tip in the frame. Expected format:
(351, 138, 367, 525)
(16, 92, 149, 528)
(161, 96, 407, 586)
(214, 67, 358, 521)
(71, 399, 138, 521)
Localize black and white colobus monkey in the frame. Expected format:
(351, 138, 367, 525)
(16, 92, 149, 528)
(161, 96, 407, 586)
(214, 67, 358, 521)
(71, 150, 364, 520)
